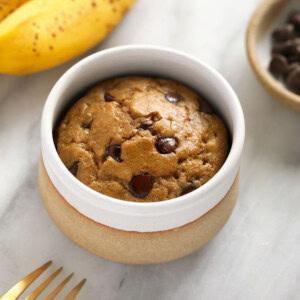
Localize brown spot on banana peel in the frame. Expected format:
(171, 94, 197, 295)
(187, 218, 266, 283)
(106, 24, 115, 33)
(121, 6, 129, 16)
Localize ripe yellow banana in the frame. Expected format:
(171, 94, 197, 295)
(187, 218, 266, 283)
(0, 0, 135, 74)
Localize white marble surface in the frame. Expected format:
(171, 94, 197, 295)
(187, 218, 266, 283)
(0, 0, 300, 299)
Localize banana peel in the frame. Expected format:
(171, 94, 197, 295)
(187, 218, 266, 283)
(0, 0, 135, 74)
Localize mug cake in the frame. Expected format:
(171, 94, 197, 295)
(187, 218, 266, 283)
(39, 46, 244, 264)
(55, 76, 229, 202)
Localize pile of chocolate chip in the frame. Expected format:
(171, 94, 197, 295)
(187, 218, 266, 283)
(269, 10, 300, 93)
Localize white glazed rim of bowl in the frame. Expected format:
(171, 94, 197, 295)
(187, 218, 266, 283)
(41, 45, 245, 232)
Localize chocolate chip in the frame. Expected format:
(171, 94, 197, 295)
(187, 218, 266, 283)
(165, 92, 184, 103)
(140, 118, 153, 130)
(155, 137, 178, 154)
(199, 99, 213, 114)
(287, 55, 300, 63)
(287, 11, 300, 30)
(273, 39, 300, 56)
(106, 145, 122, 162)
(272, 40, 293, 55)
(269, 54, 288, 77)
(69, 161, 79, 177)
(293, 38, 300, 44)
(129, 174, 153, 198)
(81, 120, 93, 129)
(104, 92, 114, 102)
(286, 67, 300, 90)
(269, 10, 300, 93)
(181, 186, 196, 196)
(289, 43, 300, 57)
(272, 24, 295, 42)
(286, 63, 300, 76)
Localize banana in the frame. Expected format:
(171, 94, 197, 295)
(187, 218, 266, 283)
(0, 0, 135, 74)
(0, 0, 29, 22)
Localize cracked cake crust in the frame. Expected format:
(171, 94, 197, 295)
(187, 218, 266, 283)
(56, 76, 230, 202)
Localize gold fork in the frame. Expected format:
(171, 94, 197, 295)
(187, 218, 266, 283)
(1, 261, 86, 300)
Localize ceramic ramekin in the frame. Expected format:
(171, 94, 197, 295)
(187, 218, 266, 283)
(39, 45, 245, 264)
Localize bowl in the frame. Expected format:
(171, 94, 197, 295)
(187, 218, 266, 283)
(246, 0, 300, 112)
(39, 45, 245, 264)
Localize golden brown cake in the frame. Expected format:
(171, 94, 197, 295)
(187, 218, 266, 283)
(56, 76, 229, 202)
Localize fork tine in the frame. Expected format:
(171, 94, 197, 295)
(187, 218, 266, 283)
(24, 267, 63, 300)
(0, 261, 52, 300)
(64, 279, 86, 300)
(45, 273, 74, 300)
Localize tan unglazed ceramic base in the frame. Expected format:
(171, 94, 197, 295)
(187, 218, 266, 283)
(38, 157, 239, 264)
